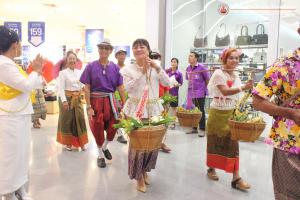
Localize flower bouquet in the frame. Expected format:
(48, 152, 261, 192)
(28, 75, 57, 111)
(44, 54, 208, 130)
(176, 105, 202, 127)
(160, 93, 177, 106)
(114, 114, 175, 134)
(114, 114, 175, 151)
(229, 91, 266, 142)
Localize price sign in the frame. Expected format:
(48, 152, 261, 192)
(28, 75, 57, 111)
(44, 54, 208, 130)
(28, 22, 45, 47)
(4, 22, 22, 41)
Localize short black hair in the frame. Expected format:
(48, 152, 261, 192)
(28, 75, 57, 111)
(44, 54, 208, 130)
(132, 38, 151, 52)
(0, 26, 19, 54)
(171, 57, 179, 64)
(190, 51, 199, 59)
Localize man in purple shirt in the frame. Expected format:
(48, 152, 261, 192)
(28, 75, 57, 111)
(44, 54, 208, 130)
(80, 39, 126, 168)
(186, 52, 209, 136)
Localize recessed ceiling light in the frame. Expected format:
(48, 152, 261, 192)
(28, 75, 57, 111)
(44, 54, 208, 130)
(42, 3, 57, 8)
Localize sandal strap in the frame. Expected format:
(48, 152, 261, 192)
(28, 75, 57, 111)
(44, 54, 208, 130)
(231, 177, 242, 188)
(207, 168, 214, 173)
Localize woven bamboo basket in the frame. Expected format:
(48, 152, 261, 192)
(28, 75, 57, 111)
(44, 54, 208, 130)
(129, 125, 167, 151)
(177, 111, 202, 127)
(228, 120, 266, 142)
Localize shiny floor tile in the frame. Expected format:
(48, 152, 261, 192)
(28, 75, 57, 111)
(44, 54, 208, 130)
(27, 114, 274, 200)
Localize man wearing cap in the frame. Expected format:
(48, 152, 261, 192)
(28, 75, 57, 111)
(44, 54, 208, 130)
(80, 39, 126, 168)
(114, 48, 128, 144)
(115, 48, 127, 68)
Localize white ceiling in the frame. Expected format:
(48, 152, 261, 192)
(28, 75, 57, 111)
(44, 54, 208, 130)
(0, 0, 144, 28)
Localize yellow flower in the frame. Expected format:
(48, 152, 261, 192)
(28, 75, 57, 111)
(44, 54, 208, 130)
(278, 67, 288, 76)
(295, 140, 300, 147)
(296, 80, 300, 88)
(277, 121, 288, 139)
(283, 82, 295, 95)
(265, 68, 274, 78)
(256, 83, 272, 97)
(291, 125, 300, 136)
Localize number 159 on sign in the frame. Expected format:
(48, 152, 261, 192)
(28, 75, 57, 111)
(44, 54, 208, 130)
(30, 28, 42, 36)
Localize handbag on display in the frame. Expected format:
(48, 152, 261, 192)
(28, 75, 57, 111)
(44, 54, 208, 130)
(194, 26, 208, 48)
(252, 24, 268, 45)
(236, 25, 252, 46)
(253, 49, 267, 63)
(215, 23, 230, 47)
(239, 53, 249, 63)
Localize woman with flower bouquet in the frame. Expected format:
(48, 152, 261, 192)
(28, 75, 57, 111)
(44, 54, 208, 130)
(206, 48, 253, 190)
(119, 39, 170, 193)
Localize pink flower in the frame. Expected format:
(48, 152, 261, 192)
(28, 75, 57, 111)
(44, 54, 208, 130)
(264, 138, 274, 145)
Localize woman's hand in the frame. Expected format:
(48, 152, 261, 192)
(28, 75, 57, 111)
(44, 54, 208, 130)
(242, 80, 254, 90)
(87, 107, 95, 120)
(31, 54, 44, 74)
(146, 57, 161, 73)
(62, 101, 69, 111)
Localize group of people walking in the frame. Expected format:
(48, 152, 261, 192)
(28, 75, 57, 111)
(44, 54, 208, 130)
(0, 24, 299, 200)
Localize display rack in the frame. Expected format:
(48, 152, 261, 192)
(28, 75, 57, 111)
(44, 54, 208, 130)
(191, 45, 268, 83)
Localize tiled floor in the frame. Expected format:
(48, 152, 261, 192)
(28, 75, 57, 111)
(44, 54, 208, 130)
(27, 114, 274, 200)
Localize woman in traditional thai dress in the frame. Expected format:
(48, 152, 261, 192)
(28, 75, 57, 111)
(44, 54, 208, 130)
(31, 88, 47, 128)
(0, 26, 44, 200)
(120, 39, 170, 193)
(56, 51, 88, 151)
(206, 48, 253, 190)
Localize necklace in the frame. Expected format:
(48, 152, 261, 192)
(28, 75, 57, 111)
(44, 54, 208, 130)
(99, 60, 109, 75)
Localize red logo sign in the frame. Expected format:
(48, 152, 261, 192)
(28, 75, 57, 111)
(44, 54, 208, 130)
(218, 4, 229, 15)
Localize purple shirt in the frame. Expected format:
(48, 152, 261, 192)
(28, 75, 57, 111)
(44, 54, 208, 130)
(166, 68, 183, 97)
(186, 63, 209, 98)
(80, 60, 123, 93)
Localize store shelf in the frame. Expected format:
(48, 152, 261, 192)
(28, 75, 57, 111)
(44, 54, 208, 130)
(191, 44, 268, 51)
(202, 63, 266, 65)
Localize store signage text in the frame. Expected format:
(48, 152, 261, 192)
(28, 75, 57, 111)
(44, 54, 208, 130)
(4, 22, 22, 41)
(28, 22, 45, 47)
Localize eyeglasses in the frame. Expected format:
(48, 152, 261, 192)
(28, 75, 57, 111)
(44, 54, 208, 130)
(99, 46, 112, 51)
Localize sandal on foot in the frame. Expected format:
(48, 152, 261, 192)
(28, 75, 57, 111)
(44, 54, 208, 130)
(33, 122, 40, 129)
(64, 146, 72, 151)
(231, 177, 251, 190)
(207, 169, 219, 181)
(137, 179, 147, 193)
(143, 173, 150, 185)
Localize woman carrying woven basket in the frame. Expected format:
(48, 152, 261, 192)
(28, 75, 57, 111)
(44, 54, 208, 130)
(206, 48, 253, 190)
(120, 39, 170, 193)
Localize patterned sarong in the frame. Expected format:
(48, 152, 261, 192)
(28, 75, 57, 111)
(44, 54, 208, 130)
(56, 91, 88, 148)
(206, 108, 239, 173)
